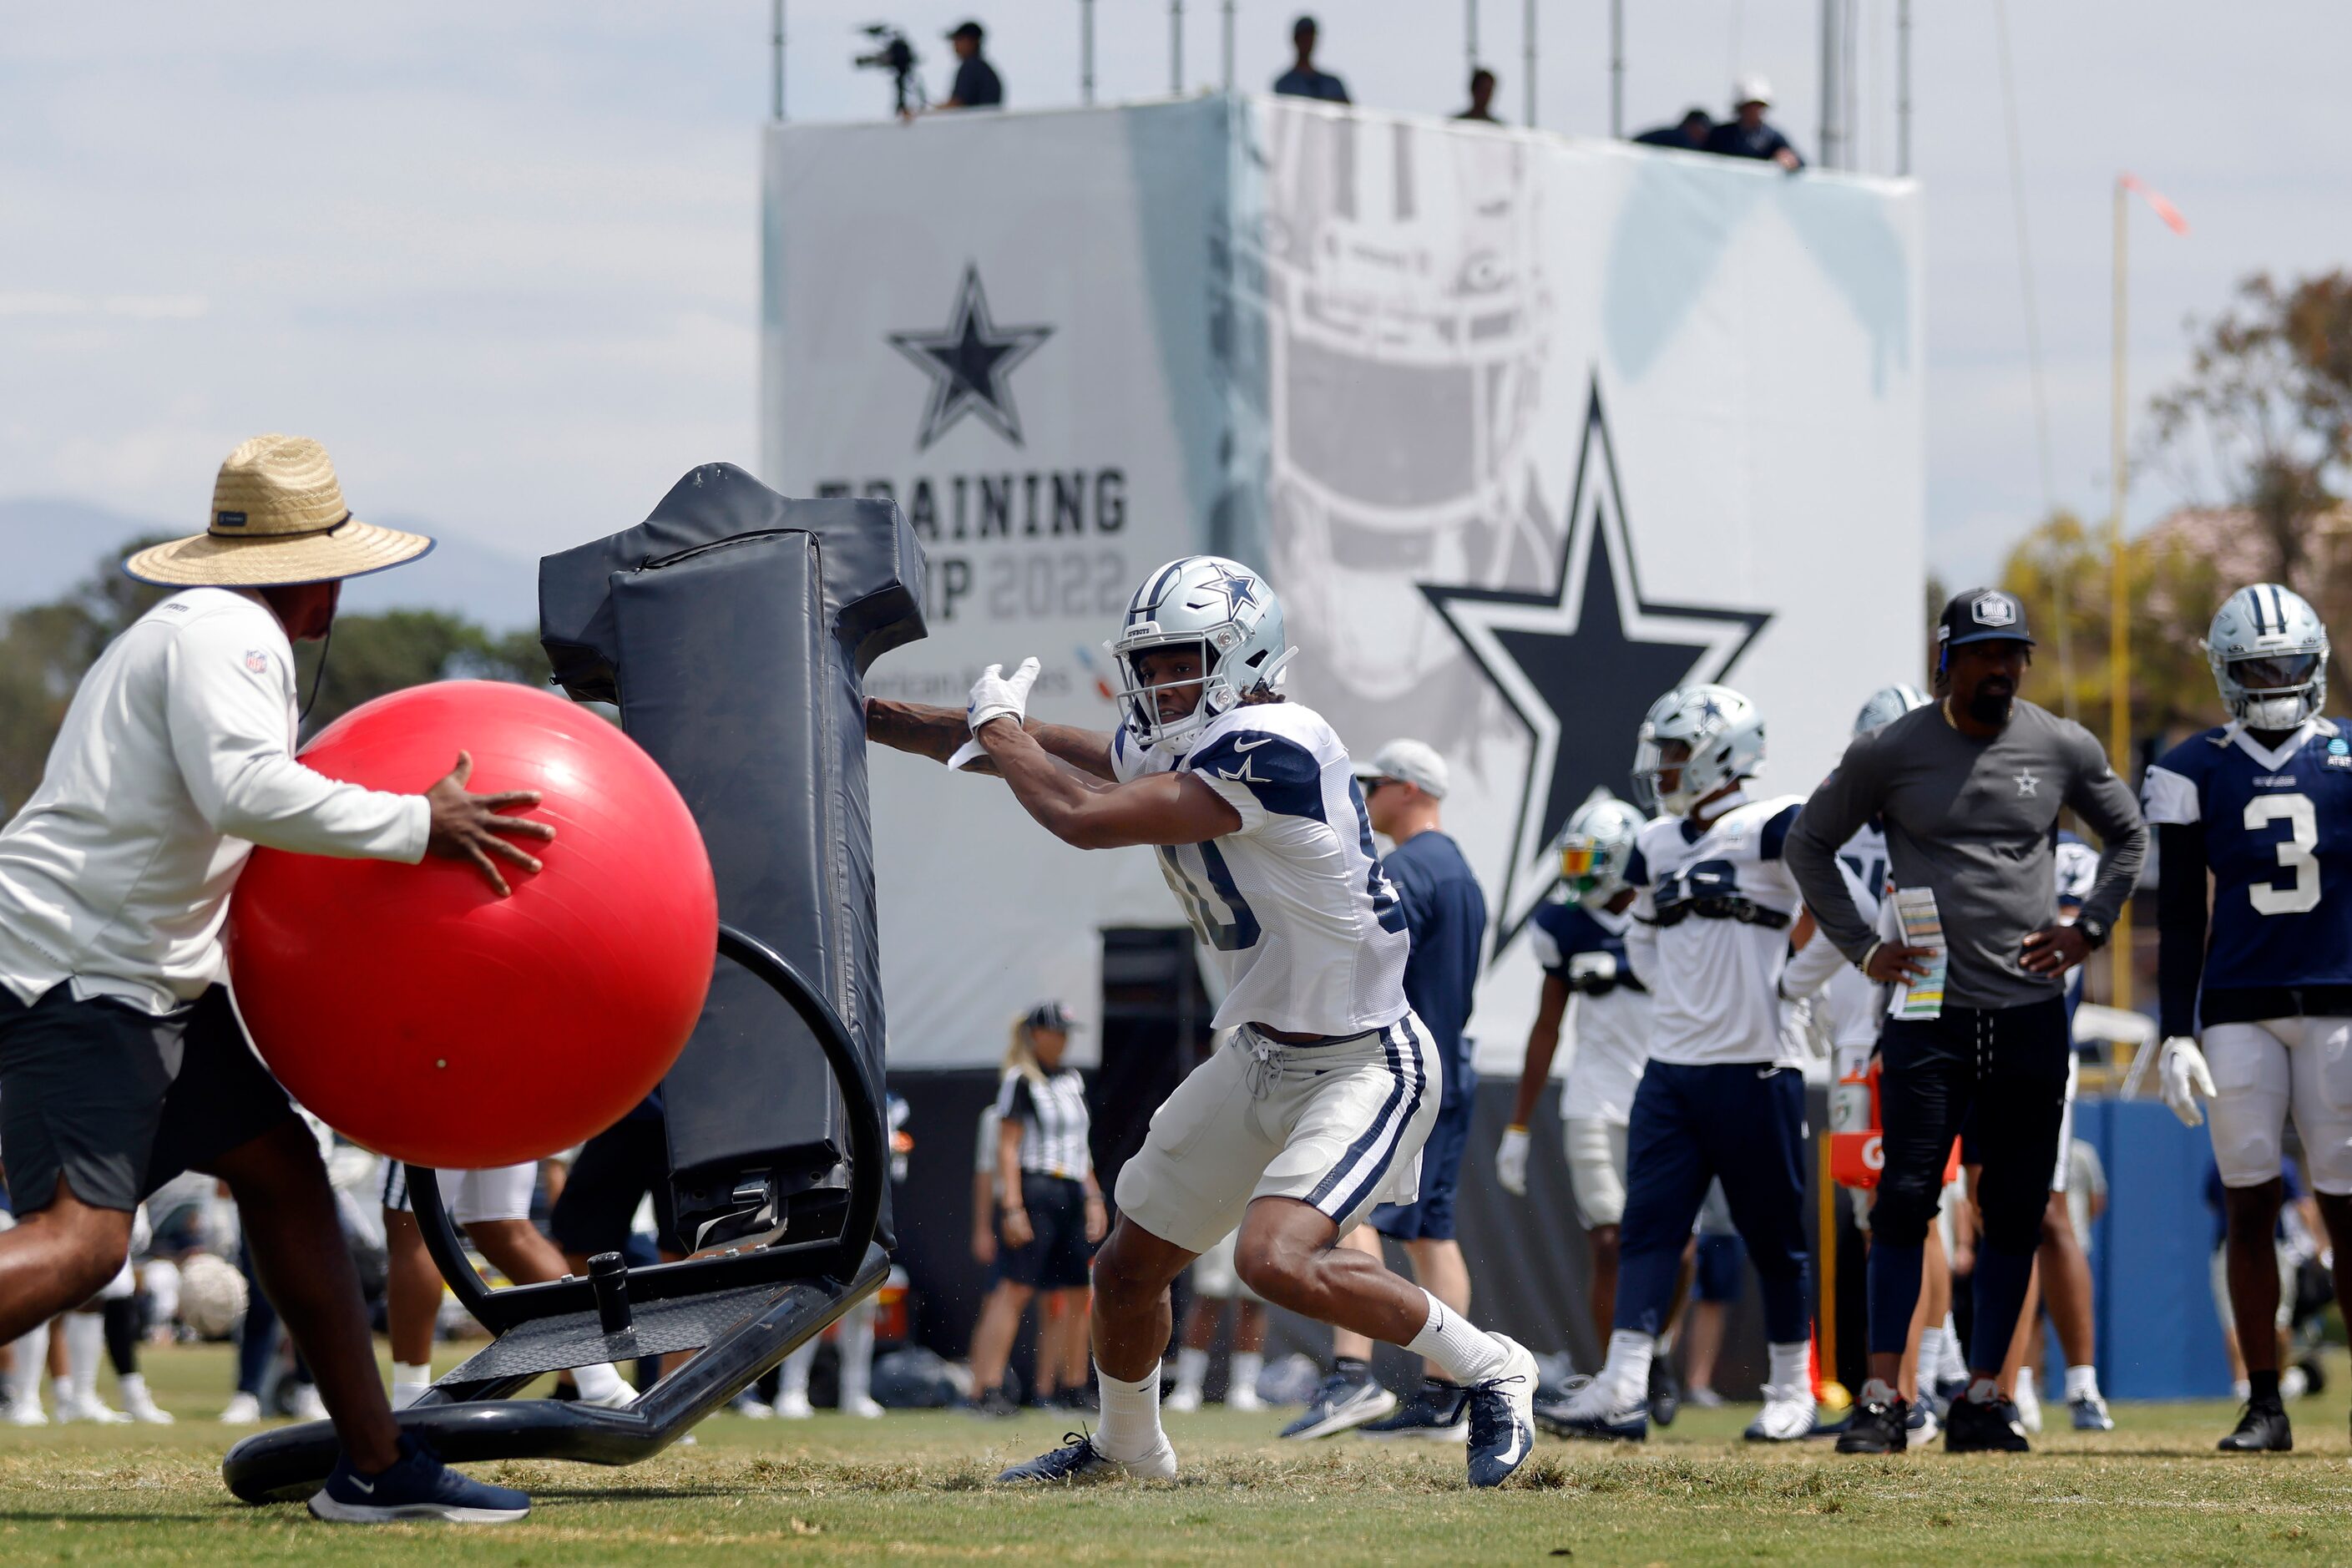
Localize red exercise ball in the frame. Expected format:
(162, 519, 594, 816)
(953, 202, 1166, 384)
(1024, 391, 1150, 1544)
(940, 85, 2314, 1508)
(226, 680, 716, 1169)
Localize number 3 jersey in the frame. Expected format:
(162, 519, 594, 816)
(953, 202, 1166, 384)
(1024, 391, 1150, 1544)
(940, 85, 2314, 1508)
(2142, 717, 2352, 1029)
(1110, 701, 1409, 1038)
(1624, 791, 1809, 1068)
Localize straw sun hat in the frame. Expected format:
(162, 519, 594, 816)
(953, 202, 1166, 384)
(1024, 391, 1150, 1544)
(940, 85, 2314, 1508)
(123, 433, 433, 588)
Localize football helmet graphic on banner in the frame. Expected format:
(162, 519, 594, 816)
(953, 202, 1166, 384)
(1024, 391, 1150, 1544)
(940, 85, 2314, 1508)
(2206, 584, 2329, 731)
(1633, 684, 1766, 817)
(1853, 682, 1933, 737)
(1258, 107, 1555, 708)
(1556, 793, 1646, 908)
(1110, 555, 1295, 752)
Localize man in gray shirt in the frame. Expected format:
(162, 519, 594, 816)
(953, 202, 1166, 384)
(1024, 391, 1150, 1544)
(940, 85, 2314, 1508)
(1784, 588, 2145, 1454)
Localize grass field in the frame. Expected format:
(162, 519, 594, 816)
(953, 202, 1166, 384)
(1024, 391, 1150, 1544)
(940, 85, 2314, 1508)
(1, 1345, 2348, 1564)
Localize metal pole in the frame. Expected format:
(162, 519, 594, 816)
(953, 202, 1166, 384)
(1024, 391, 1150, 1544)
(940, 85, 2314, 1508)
(1610, 0, 1624, 137)
(2108, 175, 2133, 1010)
(1171, 0, 1184, 95)
(1524, 0, 1536, 126)
(1081, 0, 1095, 107)
(770, 0, 785, 121)
(1898, 0, 1912, 175)
(1818, 0, 1835, 169)
(1223, 0, 1236, 92)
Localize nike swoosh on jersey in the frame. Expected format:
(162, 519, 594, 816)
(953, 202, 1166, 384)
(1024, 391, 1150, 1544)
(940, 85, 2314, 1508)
(1232, 736, 1277, 751)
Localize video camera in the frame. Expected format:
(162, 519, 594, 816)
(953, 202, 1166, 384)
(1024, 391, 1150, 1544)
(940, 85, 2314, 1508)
(853, 23, 923, 117)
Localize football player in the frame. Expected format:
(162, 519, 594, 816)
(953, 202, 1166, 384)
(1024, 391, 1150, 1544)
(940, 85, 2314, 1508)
(865, 555, 1538, 1488)
(1542, 686, 1818, 1443)
(1498, 795, 1652, 1363)
(2142, 583, 2352, 1454)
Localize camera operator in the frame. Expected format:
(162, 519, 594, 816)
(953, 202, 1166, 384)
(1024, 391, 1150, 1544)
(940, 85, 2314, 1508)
(938, 20, 1003, 111)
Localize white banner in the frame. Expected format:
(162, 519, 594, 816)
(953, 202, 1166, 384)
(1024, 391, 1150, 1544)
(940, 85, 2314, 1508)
(764, 98, 1922, 1069)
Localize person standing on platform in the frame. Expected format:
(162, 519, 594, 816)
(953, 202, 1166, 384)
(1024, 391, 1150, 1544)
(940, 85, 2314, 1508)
(936, 21, 1003, 110)
(1273, 15, 1349, 104)
(1786, 588, 2146, 1454)
(1456, 68, 1500, 124)
(1704, 77, 1803, 169)
(1284, 741, 1489, 1441)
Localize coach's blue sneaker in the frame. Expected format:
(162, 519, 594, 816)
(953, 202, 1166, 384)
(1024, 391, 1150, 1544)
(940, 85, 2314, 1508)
(2069, 1391, 2115, 1432)
(1278, 1366, 1397, 1440)
(308, 1435, 530, 1524)
(996, 1430, 1178, 1484)
(1358, 1378, 1469, 1442)
(1464, 1337, 1538, 1488)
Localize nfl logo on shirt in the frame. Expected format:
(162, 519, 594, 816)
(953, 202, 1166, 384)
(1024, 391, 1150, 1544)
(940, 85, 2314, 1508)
(244, 650, 269, 675)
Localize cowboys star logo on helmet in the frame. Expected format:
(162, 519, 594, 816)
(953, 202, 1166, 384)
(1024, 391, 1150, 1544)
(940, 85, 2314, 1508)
(1110, 555, 1297, 752)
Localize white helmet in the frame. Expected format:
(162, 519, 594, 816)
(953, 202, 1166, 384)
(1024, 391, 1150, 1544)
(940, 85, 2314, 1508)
(1556, 793, 1646, 909)
(1634, 684, 1765, 817)
(1110, 555, 1295, 753)
(2207, 583, 2329, 731)
(1626, 688, 1685, 812)
(1854, 682, 1933, 736)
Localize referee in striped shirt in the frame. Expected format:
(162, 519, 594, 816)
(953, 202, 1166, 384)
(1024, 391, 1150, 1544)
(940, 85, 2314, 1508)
(964, 1002, 1106, 1414)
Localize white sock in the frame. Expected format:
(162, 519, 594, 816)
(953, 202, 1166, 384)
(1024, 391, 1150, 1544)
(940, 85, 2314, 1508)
(1859, 1376, 1898, 1406)
(839, 1300, 876, 1405)
(1404, 1292, 1509, 1387)
(119, 1372, 152, 1407)
(66, 1314, 104, 1406)
(1231, 1351, 1263, 1399)
(1766, 1341, 1809, 1393)
(1093, 1363, 1165, 1463)
(1173, 1346, 1209, 1396)
(1937, 1313, 1968, 1383)
(780, 1338, 817, 1399)
(2064, 1363, 2100, 1402)
(1917, 1326, 1950, 1383)
(1601, 1329, 1655, 1408)
(390, 1360, 431, 1411)
(574, 1362, 625, 1403)
(2016, 1367, 2037, 1402)
(1965, 1376, 2004, 1405)
(11, 1323, 48, 1410)
(51, 1375, 73, 1412)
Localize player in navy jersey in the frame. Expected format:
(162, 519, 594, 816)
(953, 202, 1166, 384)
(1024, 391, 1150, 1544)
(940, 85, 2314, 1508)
(2142, 583, 2352, 1453)
(1544, 685, 1818, 1444)
(865, 554, 1537, 1488)
(1499, 796, 1652, 1367)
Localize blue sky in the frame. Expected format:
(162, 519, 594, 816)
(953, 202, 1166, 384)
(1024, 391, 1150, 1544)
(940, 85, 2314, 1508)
(3, 2, 2345, 593)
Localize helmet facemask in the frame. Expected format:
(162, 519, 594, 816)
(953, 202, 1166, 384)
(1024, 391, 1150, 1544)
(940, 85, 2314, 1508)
(2224, 653, 2324, 731)
(1113, 636, 1227, 752)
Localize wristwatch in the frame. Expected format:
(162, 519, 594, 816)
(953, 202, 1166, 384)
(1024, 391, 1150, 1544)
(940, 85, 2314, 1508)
(2076, 915, 2109, 950)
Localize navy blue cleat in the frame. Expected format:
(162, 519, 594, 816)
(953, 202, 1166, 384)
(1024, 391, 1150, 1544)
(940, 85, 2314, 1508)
(1464, 1336, 1539, 1488)
(996, 1430, 1177, 1484)
(308, 1435, 530, 1525)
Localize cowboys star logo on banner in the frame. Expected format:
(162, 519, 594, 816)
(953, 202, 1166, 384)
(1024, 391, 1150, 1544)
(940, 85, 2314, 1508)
(887, 263, 1054, 452)
(1421, 378, 1771, 953)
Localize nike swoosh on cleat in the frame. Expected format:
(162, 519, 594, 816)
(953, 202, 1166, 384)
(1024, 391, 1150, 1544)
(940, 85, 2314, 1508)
(351, 1478, 375, 1495)
(1493, 1428, 1525, 1467)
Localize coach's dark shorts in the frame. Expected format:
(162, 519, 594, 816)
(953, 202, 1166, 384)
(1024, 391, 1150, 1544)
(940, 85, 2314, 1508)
(549, 1114, 684, 1257)
(997, 1173, 1095, 1290)
(1371, 1068, 1476, 1243)
(0, 984, 296, 1213)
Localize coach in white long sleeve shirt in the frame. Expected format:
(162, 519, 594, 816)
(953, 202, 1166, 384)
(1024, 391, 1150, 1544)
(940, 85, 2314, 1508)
(0, 434, 547, 1524)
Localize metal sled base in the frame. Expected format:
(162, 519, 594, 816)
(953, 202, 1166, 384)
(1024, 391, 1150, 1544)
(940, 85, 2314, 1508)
(221, 1242, 888, 1503)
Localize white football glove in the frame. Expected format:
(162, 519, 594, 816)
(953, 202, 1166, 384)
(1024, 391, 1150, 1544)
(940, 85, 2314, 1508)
(1495, 1125, 1531, 1197)
(967, 656, 1040, 736)
(2157, 1035, 2218, 1128)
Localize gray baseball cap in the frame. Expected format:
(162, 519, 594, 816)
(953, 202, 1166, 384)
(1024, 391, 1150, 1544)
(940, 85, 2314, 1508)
(1355, 737, 1450, 800)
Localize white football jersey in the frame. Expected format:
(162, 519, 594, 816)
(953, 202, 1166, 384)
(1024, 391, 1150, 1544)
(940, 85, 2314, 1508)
(1780, 825, 1887, 1051)
(1624, 791, 1809, 1067)
(1111, 701, 1409, 1038)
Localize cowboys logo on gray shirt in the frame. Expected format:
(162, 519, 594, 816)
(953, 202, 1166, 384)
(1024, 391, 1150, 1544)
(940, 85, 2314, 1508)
(1785, 699, 2147, 1011)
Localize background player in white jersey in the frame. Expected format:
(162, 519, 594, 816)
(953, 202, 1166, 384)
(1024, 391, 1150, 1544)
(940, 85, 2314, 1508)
(1498, 796, 1652, 1363)
(865, 554, 1537, 1488)
(1545, 686, 1818, 1444)
(2142, 583, 2352, 1453)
